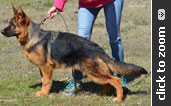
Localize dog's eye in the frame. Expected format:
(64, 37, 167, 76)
(14, 24, 19, 27)
(10, 23, 19, 27)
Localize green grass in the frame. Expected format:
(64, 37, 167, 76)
(133, 16, 149, 26)
(94, 22, 105, 27)
(121, 25, 137, 33)
(0, 0, 151, 105)
(43, 1, 54, 7)
(17, 2, 31, 7)
(102, 39, 110, 51)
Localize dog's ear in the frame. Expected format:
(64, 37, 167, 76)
(12, 6, 18, 16)
(18, 7, 27, 19)
(17, 7, 29, 26)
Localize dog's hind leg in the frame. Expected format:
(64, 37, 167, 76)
(82, 59, 123, 102)
(100, 84, 111, 96)
(85, 72, 123, 102)
(36, 63, 53, 96)
(108, 76, 123, 102)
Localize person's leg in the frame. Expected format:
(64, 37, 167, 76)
(104, 0, 130, 91)
(73, 6, 101, 81)
(63, 6, 101, 96)
(77, 6, 101, 39)
(104, 0, 124, 62)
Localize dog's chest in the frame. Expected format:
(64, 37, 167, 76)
(24, 45, 46, 66)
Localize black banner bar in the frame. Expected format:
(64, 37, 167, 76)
(152, 0, 170, 106)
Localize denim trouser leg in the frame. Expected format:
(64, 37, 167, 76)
(104, 0, 124, 62)
(104, 0, 124, 76)
(73, 7, 101, 80)
(77, 7, 101, 40)
(73, 0, 124, 80)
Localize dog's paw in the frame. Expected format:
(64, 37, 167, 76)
(35, 91, 47, 96)
(112, 97, 122, 102)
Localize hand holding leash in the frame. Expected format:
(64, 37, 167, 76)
(41, 8, 69, 32)
(48, 6, 58, 19)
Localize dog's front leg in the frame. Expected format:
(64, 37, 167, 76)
(36, 64, 53, 96)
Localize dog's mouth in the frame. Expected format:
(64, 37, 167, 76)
(1, 29, 18, 37)
(1, 30, 5, 35)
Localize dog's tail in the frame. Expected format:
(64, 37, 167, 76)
(99, 54, 148, 76)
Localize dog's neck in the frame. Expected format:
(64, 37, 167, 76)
(28, 21, 42, 37)
(20, 20, 41, 51)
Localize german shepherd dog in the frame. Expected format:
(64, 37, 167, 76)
(1, 7, 147, 102)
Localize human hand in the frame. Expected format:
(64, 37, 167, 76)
(48, 6, 58, 19)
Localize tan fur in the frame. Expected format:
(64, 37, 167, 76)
(25, 45, 45, 66)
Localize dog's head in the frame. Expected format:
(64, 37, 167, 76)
(1, 7, 30, 41)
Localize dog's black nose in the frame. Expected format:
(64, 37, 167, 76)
(1, 30, 5, 35)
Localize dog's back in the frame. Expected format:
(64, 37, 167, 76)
(47, 31, 106, 66)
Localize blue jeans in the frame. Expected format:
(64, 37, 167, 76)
(73, 0, 124, 80)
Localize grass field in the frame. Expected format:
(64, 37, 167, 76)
(0, 0, 151, 105)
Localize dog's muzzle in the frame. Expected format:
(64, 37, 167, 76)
(1, 30, 5, 35)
